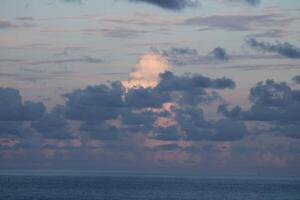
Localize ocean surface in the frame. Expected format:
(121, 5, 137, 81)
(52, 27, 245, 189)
(0, 171, 300, 200)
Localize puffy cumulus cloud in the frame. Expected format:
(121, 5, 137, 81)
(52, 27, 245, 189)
(219, 80, 300, 138)
(63, 62, 236, 141)
(246, 38, 300, 59)
(153, 107, 247, 142)
(64, 82, 125, 121)
(127, 0, 199, 11)
(0, 87, 45, 122)
(0, 87, 45, 138)
(123, 53, 170, 88)
(125, 87, 170, 108)
(122, 110, 156, 133)
(209, 47, 229, 60)
(31, 105, 75, 140)
(160, 46, 229, 66)
(219, 80, 300, 121)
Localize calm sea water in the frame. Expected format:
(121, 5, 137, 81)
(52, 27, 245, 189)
(0, 171, 300, 200)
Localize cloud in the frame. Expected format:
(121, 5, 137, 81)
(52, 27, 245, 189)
(80, 121, 120, 140)
(209, 47, 229, 60)
(125, 87, 170, 108)
(0, 20, 18, 29)
(0, 121, 26, 137)
(60, 0, 83, 3)
(0, 88, 45, 137)
(0, 58, 24, 63)
(0, 88, 45, 121)
(172, 107, 247, 141)
(292, 75, 300, 84)
(153, 125, 181, 141)
(244, 0, 260, 6)
(127, 0, 199, 11)
(161, 48, 201, 65)
(150, 143, 182, 151)
(64, 82, 124, 121)
(122, 110, 156, 133)
(230, 0, 260, 6)
(182, 14, 287, 31)
(246, 38, 300, 58)
(31, 105, 75, 140)
(61, 51, 237, 142)
(123, 53, 170, 88)
(160, 47, 230, 66)
(156, 71, 236, 92)
(0, 19, 35, 29)
(98, 27, 168, 38)
(219, 80, 300, 139)
(30, 56, 103, 65)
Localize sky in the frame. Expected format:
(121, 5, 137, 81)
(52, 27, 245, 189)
(0, 0, 300, 175)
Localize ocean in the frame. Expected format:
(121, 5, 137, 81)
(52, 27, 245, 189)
(0, 171, 300, 200)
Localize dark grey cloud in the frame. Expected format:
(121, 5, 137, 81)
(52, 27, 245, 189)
(150, 143, 182, 151)
(160, 47, 229, 66)
(162, 47, 201, 65)
(62, 70, 237, 141)
(209, 47, 229, 60)
(246, 38, 300, 58)
(31, 105, 75, 140)
(211, 119, 247, 141)
(175, 107, 247, 141)
(219, 80, 300, 138)
(152, 106, 247, 142)
(153, 125, 181, 141)
(125, 87, 170, 108)
(269, 123, 300, 139)
(64, 82, 124, 121)
(0, 88, 45, 137)
(244, 0, 260, 6)
(220, 80, 300, 121)
(122, 110, 156, 133)
(0, 88, 45, 121)
(127, 0, 198, 11)
(230, 0, 260, 6)
(0, 121, 25, 137)
(157, 71, 235, 92)
(293, 75, 300, 84)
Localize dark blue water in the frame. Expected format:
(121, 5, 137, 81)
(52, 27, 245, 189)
(1, 172, 300, 200)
